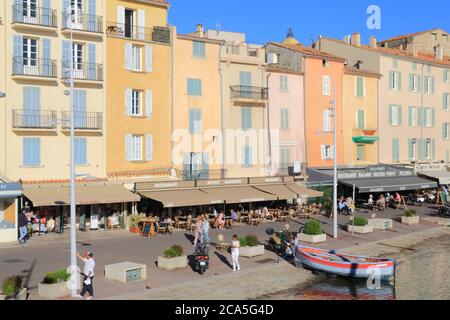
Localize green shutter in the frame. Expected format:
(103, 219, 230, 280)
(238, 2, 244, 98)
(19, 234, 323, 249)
(393, 59, 398, 68)
(409, 74, 413, 92)
(408, 106, 413, 127)
(357, 110, 365, 129)
(444, 93, 448, 110)
(357, 145, 363, 161)
(388, 105, 393, 125)
(443, 123, 447, 140)
(408, 139, 413, 160)
(417, 76, 421, 93)
(432, 139, 436, 160)
(357, 77, 364, 97)
(413, 62, 417, 71)
(392, 138, 399, 162)
(398, 72, 402, 90)
(389, 72, 393, 90)
(432, 108, 435, 127)
(418, 139, 424, 161)
(398, 106, 402, 125)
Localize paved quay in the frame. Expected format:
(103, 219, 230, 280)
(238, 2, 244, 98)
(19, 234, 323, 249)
(0, 204, 448, 300)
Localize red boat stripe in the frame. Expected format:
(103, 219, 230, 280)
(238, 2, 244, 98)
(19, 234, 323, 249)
(300, 252, 394, 269)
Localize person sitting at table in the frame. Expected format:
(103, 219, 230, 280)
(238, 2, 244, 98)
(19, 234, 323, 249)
(230, 209, 238, 223)
(338, 197, 349, 213)
(213, 212, 225, 229)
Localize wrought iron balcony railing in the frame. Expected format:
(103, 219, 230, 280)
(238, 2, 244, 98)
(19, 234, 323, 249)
(61, 111, 103, 130)
(61, 61, 103, 81)
(106, 22, 171, 44)
(12, 4, 57, 28)
(12, 109, 57, 129)
(12, 57, 57, 78)
(230, 85, 269, 101)
(62, 11, 103, 33)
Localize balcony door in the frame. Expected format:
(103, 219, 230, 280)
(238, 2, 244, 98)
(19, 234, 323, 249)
(74, 90, 87, 128)
(240, 71, 252, 98)
(70, 0, 84, 30)
(23, 87, 40, 128)
(22, 0, 37, 24)
(22, 37, 38, 76)
(72, 43, 84, 78)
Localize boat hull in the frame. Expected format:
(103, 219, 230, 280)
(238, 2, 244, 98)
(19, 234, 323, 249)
(295, 246, 396, 280)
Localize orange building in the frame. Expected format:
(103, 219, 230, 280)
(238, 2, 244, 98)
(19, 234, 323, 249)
(272, 41, 345, 168)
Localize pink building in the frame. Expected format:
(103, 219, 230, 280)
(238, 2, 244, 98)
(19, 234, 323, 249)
(266, 65, 306, 175)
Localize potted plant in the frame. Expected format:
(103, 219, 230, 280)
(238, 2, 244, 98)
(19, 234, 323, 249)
(0, 276, 27, 300)
(157, 245, 188, 270)
(297, 220, 327, 243)
(128, 214, 141, 234)
(38, 269, 75, 299)
(401, 210, 420, 225)
(239, 235, 265, 258)
(347, 216, 373, 234)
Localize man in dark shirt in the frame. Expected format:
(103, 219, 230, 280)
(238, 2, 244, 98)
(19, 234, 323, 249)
(18, 210, 28, 244)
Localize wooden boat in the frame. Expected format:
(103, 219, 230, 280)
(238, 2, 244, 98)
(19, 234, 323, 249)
(295, 245, 396, 280)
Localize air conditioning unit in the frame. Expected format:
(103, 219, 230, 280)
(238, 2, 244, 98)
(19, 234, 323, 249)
(267, 53, 278, 64)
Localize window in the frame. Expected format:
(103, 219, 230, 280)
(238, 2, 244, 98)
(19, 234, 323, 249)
(243, 145, 252, 167)
(22, 0, 37, 22)
(187, 79, 202, 96)
(193, 41, 205, 58)
(444, 93, 450, 111)
(241, 107, 252, 131)
(323, 109, 331, 132)
(280, 148, 290, 168)
(424, 108, 434, 128)
(321, 145, 334, 160)
(126, 135, 142, 161)
(444, 123, 450, 140)
(131, 45, 141, 71)
(409, 139, 417, 161)
(280, 108, 289, 129)
(357, 109, 365, 129)
(409, 106, 418, 127)
(280, 75, 288, 92)
(444, 70, 450, 83)
(124, 9, 135, 38)
(425, 139, 432, 160)
(72, 43, 84, 71)
(389, 71, 401, 91)
(357, 145, 364, 161)
(22, 37, 37, 69)
(356, 76, 365, 97)
(410, 74, 418, 92)
(131, 90, 141, 115)
(74, 138, 87, 166)
(189, 108, 202, 134)
(424, 76, 433, 94)
(322, 59, 329, 68)
(23, 137, 40, 166)
(389, 105, 402, 126)
(322, 75, 331, 96)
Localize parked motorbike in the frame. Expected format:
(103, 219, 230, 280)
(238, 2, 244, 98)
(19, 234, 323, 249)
(438, 205, 450, 217)
(193, 234, 209, 275)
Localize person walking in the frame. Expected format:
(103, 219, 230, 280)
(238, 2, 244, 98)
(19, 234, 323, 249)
(76, 251, 96, 300)
(231, 234, 241, 272)
(193, 215, 203, 247)
(200, 214, 210, 244)
(18, 210, 28, 245)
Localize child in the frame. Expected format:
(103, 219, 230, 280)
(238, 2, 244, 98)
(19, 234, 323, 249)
(231, 235, 241, 272)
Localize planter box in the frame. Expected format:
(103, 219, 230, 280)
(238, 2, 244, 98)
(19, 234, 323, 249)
(401, 216, 420, 225)
(0, 288, 27, 300)
(368, 218, 393, 230)
(297, 233, 327, 244)
(240, 245, 265, 258)
(347, 225, 373, 234)
(105, 262, 147, 283)
(38, 281, 70, 299)
(157, 256, 187, 271)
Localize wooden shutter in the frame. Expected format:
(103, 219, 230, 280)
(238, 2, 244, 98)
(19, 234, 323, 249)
(146, 90, 153, 117)
(138, 10, 145, 40)
(125, 89, 132, 115)
(125, 43, 132, 70)
(145, 45, 153, 72)
(146, 134, 153, 161)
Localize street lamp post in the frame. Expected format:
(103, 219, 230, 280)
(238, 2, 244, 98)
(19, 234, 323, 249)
(66, 6, 77, 297)
(331, 82, 338, 239)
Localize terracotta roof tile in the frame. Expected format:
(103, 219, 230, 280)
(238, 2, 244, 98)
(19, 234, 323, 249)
(133, 0, 170, 8)
(270, 42, 346, 62)
(378, 28, 444, 43)
(344, 67, 382, 78)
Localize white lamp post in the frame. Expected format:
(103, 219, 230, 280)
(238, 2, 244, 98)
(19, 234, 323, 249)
(331, 82, 338, 239)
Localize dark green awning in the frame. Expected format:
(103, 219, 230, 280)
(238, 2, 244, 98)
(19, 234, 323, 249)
(352, 136, 380, 144)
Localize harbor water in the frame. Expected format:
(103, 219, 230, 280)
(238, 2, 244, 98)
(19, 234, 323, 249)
(264, 235, 450, 300)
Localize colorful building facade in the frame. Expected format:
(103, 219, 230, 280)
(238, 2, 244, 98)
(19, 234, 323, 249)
(0, 0, 106, 182)
(105, 0, 172, 177)
(172, 25, 223, 180)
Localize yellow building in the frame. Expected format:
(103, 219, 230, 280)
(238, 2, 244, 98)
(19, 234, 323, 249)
(172, 25, 223, 180)
(343, 68, 381, 166)
(0, 0, 106, 182)
(105, 0, 172, 176)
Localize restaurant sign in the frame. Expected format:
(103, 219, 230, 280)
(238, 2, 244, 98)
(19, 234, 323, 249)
(338, 170, 414, 180)
(0, 183, 22, 198)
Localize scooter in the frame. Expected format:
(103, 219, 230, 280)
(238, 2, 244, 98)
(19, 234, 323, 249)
(193, 234, 210, 275)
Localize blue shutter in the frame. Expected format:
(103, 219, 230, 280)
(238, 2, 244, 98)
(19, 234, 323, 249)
(62, 41, 71, 78)
(13, 35, 23, 75)
(23, 87, 40, 127)
(42, 0, 51, 26)
(200, 153, 210, 179)
(88, 0, 97, 32)
(62, 0, 70, 28)
(42, 38, 51, 77)
(13, 0, 23, 23)
(74, 90, 87, 128)
(193, 42, 205, 58)
(75, 138, 87, 165)
(23, 138, 40, 166)
(88, 43, 96, 80)
(183, 153, 191, 179)
(189, 109, 201, 133)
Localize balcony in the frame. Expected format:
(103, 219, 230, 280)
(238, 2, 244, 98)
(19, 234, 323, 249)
(106, 22, 171, 44)
(352, 127, 379, 144)
(61, 11, 103, 37)
(12, 110, 57, 130)
(61, 62, 103, 83)
(230, 85, 269, 105)
(61, 111, 103, 131)
(12, 4, 57, 30)
(12, 57, 57, 80)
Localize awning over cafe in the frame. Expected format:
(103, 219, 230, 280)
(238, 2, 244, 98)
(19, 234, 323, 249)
(252, 184, 298, 200)
(139, 189, 224, 208)
(340, 176, 437, 194)
(285, 182, 324, 198)
(418, 170, 450, 185)
(23, 183, 140, 207)
(200, 186, 277, 204)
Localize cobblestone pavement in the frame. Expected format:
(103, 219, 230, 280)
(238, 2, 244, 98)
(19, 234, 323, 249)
(0, 204, 447, 300)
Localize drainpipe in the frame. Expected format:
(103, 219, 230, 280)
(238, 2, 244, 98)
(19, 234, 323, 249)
(3, 2, 7, 177)
(266, 72, 272, 175)
(170, 26, 175, 169)
(302, 56, 308, 172)
(219, 43, 225, 178)
(420, 63, 424, 163)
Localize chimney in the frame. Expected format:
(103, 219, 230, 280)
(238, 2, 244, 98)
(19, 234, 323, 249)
(343, 35, 351, 45)
(370, 36, 377, 48)
(351, 33, 361, 47)
(436, 45, 444, 60)
(196, 24, 204, 37)
(408, 41, 418, 57)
